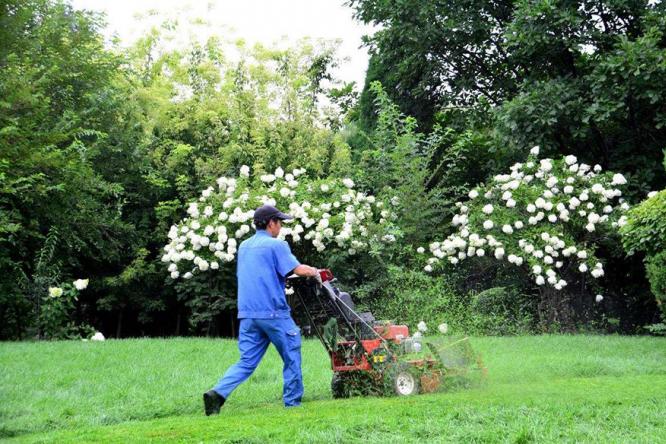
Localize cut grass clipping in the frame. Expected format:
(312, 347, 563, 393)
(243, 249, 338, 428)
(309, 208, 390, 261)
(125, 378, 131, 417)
(1, 335, 665, 443)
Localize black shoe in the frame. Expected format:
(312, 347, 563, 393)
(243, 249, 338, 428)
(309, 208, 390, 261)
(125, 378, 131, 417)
(203, 390, 225, 416)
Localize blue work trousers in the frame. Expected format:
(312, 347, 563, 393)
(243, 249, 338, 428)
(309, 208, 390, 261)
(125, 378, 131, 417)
(213, 317, 303, 407)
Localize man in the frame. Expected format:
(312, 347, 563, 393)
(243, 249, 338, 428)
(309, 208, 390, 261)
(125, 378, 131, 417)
(203, 204, 319, 415)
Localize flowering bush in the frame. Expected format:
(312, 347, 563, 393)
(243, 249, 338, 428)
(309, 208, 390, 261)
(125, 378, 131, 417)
(41, 279, 93, 339)
(422, 147, 629, 294)
(162, 166, 398, 279)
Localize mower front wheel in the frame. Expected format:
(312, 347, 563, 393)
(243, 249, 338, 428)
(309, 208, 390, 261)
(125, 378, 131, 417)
(388, 364, 420, 396)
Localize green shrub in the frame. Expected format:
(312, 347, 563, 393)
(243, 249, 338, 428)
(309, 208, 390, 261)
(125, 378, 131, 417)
(646, 251, 666, 318)
(469, 287, 535, 335)
(358, 266, 535, 335)
(621, 189, 666, 318)
(621, 190, 666, 257)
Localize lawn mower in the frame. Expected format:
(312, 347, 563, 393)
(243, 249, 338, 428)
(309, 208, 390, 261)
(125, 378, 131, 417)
(287, 269, 484, 398)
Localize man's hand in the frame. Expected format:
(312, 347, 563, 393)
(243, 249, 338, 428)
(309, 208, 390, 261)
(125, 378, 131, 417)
(293, 264, 319, 279)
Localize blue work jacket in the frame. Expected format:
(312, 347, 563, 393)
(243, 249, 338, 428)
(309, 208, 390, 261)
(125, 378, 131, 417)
(236, 230, 300, 319)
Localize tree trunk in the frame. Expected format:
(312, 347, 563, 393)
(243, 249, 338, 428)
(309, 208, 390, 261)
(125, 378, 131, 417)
(116, 310, 123, 338)
(538, 287, 577, 332)
(175, 311, 181, 336)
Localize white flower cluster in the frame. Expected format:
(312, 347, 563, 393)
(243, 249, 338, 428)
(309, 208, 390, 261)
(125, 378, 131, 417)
(73, 279, 89, 291)
(162, 165, 396, 279)
(424, 148, 629, 291)
(48, 287, 63, 298)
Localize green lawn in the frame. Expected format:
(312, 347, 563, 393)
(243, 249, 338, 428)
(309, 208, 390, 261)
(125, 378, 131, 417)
(1, 336, 665, 443)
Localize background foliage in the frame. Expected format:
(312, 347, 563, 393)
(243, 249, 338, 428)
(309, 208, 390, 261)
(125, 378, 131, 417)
(1, 0, 664, 339)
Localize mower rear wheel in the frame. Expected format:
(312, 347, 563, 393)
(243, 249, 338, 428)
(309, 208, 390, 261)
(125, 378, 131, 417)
(389, 365, 420, 396)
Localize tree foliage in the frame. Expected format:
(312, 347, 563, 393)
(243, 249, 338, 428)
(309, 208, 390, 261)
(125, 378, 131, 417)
(351, 0, 666, 195)
(2, 0, 664, 338)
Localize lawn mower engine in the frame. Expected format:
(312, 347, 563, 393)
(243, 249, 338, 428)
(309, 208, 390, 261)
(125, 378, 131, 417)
(287, 269, 444, 398)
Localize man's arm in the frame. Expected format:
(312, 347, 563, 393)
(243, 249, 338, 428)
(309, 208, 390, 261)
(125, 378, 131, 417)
(292, 264, 318, 277)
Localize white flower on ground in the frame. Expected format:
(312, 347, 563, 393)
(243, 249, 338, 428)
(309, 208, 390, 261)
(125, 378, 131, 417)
(417, 247, 425, 254)
(438, 323, 449, 334)
(595, 294, 604, 303)
(530, 146, 540, 155)
(535, 275, 545, 285)
(469, 189, 479, 199)
(342, 178, 355, 188)
(73, 279, 89, 290)
(91, 332, 105, 341)
(483, 220, 494, 230)
(648, 191, 658, 198)
(48, 287, 63, 298)
(502, 224, 513, 234)
(274, 167, 284, 178)
(239, 165, 250, 177)
(424, 264, 433, 273)
(482, 204, 494, 214)
(417, 321, 428, 333)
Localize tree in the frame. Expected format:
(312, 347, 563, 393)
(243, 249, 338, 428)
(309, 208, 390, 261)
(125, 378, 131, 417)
(350, 0, 666, 195)
(0, 0, 138, 338)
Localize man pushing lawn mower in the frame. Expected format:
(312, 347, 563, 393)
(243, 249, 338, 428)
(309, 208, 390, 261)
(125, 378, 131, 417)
(203, 204, 320, 415)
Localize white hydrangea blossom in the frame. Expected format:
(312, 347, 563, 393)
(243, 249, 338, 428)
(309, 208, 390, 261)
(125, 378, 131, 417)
(73, 279, 89, 291)
(163, 168, 396, 279)
(422, 150, 629, 293)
